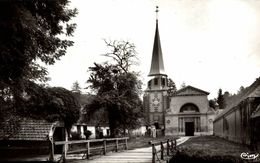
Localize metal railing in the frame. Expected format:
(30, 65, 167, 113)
(149, 138, 177, 163)
(50, 137, 129, 162)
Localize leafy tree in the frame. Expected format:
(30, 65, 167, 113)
(17, 82, 80, 129)
(71, 81, 81, 102)
(237, 86, 245, 95)
(167, 78, 177, 95)
(209, 99, 217, 110)
(45, 87, 80, 129)
(223, 91, 231, 104)
(72, 81, 81, 93)
(85, 40, 143, 137)
(217, 88, 226, 109)
(0, 0, 77, 107)
(180, 82, 186, 89)
(0, 0, 77, 124)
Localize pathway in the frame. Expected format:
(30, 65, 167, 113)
(67, 137, 190, 163)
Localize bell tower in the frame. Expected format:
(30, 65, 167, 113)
(143, 6, 169, 136)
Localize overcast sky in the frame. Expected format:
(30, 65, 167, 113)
(47, 0, 260, 99)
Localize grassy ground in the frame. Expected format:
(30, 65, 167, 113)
(178, 136, 252, 157)
(169, 136, 257, 163)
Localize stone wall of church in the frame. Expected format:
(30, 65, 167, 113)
(206, 114, 215, 134)
(165, 94, 213, 136)
(144, 90, 168, 128)
(169, 95, 209, 114)
(165, 114, 213, 136)
(165, 116, 178, 135)
(149, 92, 163, 112)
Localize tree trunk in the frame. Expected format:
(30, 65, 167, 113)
(108, 110, 117, 138)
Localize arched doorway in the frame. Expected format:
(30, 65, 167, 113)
(180, 103, 200, 136)
(154, 122, 160, 129)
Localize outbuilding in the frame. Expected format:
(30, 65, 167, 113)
(0, 118, 66, 161)
(213, 77, 260, 150)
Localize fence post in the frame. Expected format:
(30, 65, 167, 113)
(103, 139, 107, 155)
(174, 138, 177, 150)
(86, 141, 90, 159)
(116, 139, 119, 152)
(171, 139, 174, 150)
(125, 138, 128, 150)
(152, 144, 156, 163)
(62, 131, 69, 163)
(62, 142, 67, 163)
(48, 138, 54, 161)
(167, 139, 170, 156)
(160, 142, 164, 160)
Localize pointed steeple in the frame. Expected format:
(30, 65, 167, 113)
(148, 6, 166, 77)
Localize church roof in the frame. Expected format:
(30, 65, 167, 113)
(148, 8, 166, 77)
(173, 85, 210, 96)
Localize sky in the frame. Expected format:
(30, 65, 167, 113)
(47, 0, 260, 99)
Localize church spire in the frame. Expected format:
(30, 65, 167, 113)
(148, 6, 166, 77)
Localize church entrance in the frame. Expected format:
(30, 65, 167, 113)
(185, 122, 194, 136)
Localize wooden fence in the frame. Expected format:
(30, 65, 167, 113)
(50, 137, 129, 162)
(149, 138, 177, 163)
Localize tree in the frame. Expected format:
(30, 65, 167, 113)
(72, 81, 81, 96)
(180, 82, 186, 89)
(17, 83, 80, 129)
(0, 0, 77, 124)
(102, 40, 138, 73)
(45, 87, 80, 129)
(0, 0, 77, 106)
(85, 40, 143, 137)
(209, 99, 217, 110)
(237, 86, 245, 95)
(167, 78, 177, 95)
(217, 88, 226, 109)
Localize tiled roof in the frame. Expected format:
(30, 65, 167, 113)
(0, 118, 62, 141)
(214, 77, 260, 121)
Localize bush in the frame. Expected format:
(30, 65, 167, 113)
(70, 132, 81, 140)
(84, 130, 92, 139)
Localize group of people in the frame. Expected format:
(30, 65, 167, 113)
(146, 125, 157, 138)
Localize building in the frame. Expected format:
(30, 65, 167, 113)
(165, 86, 215, 136)
(143, 7, 169, 137)
(71, 93, 110, 139)
(143, 7, 215, 136)
(213, 78, 260, 150)
(0, 118, 66, 161)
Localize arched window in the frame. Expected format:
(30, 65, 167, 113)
(180, 103, 199, 113)
(154, 78, 158, 85)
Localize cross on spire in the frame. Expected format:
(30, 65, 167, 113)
(156, 6, 159, 21)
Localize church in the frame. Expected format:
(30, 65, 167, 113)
(143, 7, 215, 136)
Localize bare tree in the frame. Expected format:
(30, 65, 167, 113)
(103, 39, 138, 73)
